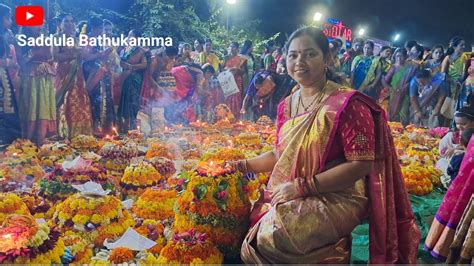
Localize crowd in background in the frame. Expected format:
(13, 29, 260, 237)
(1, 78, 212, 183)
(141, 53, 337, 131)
(0, 3, 473, 148)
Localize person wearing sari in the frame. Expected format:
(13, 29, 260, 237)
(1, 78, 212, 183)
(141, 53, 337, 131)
(409, 69, 447, 128)
(240, 70, 276, 121)
(231, 27, 419, 264)
(240, 40, 255, 92)
(425, 132, 474, 262)
(82, 17, 115, 135)
(140, 46, 178, 116)
(53, 14, 93, 139)
(424, 45, 444, 75)
(351, 41, 382, 100)
(224, 42, 247, 117)
(0, 4, 21, 145)
(436, 107, 474, 186)
(441, 37, 470, 115)
(117, 29, 147, 132)
(340, 37, 364, 78)
(18, 26, 57, 145)
(191, 39, 204, 63)
(175, 43, 194, 67)
(201, 64, 224, 122)
(102, 19, 123, 114)
(198, 39, 220, 73)
(381, 48, 419, 125)
(3, 29, 19, 99)
(164, 65, 203, 125)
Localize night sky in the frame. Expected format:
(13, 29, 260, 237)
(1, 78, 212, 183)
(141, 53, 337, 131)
(80, 0, 473, 48)
(231, 0, 474, 48)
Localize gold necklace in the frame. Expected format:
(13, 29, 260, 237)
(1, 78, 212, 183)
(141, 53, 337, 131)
(291, 81, 329, 126)
(299, 81, 328, 113)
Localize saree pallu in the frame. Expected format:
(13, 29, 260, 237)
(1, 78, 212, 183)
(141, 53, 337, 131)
(425, 135, 474, 261)
(55, 59, 93, 139)
(83, 60, 115, 134)
(446, 195, 474, 264)
(225, 55, 247, 117)
(241, 82, 419, 264)
(0, 67, 21, 145)
(388, 63, 419, 125)
(20, 62, 57, 145)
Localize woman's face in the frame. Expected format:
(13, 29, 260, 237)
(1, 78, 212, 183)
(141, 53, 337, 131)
(432, 48, 443, 61)
(2, 11, 12, 30)
(409, 46, 420, 59)
(103, 24, 113, 36)
(286, 35, 327, 87)
(228, 44, 238, 55)
(183, 45, 191, 56)
(380, 48, 392, 59)
(204, 42, 212, 53)
(216, 106, 227, 118)
(61, 15, 75, 35)
(454, 40, 466, 53)
(395, 51, 406, 64)
(194, 40, 203, 51)
(363, 43, 373, 56)
(455, 116, 474, 133)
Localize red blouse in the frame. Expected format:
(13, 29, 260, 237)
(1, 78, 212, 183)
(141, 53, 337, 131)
(276, 96, 376, 167)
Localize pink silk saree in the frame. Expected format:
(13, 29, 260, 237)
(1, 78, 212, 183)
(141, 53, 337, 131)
(425, 135, 474, 261)
(241, 81, 420, 264)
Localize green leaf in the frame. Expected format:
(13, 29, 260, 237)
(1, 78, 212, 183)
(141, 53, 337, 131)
(194, 184, 208, 201)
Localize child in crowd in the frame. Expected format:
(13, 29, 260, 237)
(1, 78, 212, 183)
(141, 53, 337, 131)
(447, 127, 474, 183)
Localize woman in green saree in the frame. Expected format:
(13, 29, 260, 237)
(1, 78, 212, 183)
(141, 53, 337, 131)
(381, 48, 419, 125)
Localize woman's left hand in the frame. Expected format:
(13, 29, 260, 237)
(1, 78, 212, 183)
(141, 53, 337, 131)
(270, 181, 300, 206)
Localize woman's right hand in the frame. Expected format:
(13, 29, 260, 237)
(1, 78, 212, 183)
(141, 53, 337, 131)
(270, 181, 300, 206)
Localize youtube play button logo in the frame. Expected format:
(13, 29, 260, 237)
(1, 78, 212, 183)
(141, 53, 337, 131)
(15, 6, 44, 26)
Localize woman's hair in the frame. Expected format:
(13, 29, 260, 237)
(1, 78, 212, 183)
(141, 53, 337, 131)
(455, 106, 474, 121)
(353, 37, 364, 45)
(129, 29, 142, 38)
(380, 45, 391, 53)
(86, 16, 103, 33)
(405, 40, 418, 50)
(413, 44, 424, 60)
(432, 44, 444, 53)
(103, 19, 113, 28)
(202, 63, 215, 74)
(0, 4, 10, 28)
(195, 38, 204, 45)
(164, 46, 178, 57)
(415, 69, 431, 79)
(446, 36, 465, 56)
(182, 42, 191, 49)
(365, 41, 375, 49)
(284, 26, 344, 84)
(460, 128, 474, 147)
(395, 47, 408, 58)
(240, 40, 253, 55)
(230, 41, 239, 49)
(205, 38, 212, 44)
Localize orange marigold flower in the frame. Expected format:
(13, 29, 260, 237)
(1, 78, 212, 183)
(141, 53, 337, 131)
(109, 247, 134, 264)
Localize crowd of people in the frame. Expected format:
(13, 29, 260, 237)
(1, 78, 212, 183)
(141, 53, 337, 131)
(0, 2, 473, 263)
(1, 3, 473, 147)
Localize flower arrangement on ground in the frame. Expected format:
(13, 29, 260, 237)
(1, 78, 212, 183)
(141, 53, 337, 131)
(0, 215, 65, 264)
(174, 161, 250, 258)
(157, 229, 223, 264)
(132, 187, 176, 221)
(120, 161, 163, 198)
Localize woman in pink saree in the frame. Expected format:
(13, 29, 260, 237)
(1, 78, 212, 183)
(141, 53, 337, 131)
(231, 27, 420, 264)
(425, 131, 474, 261)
